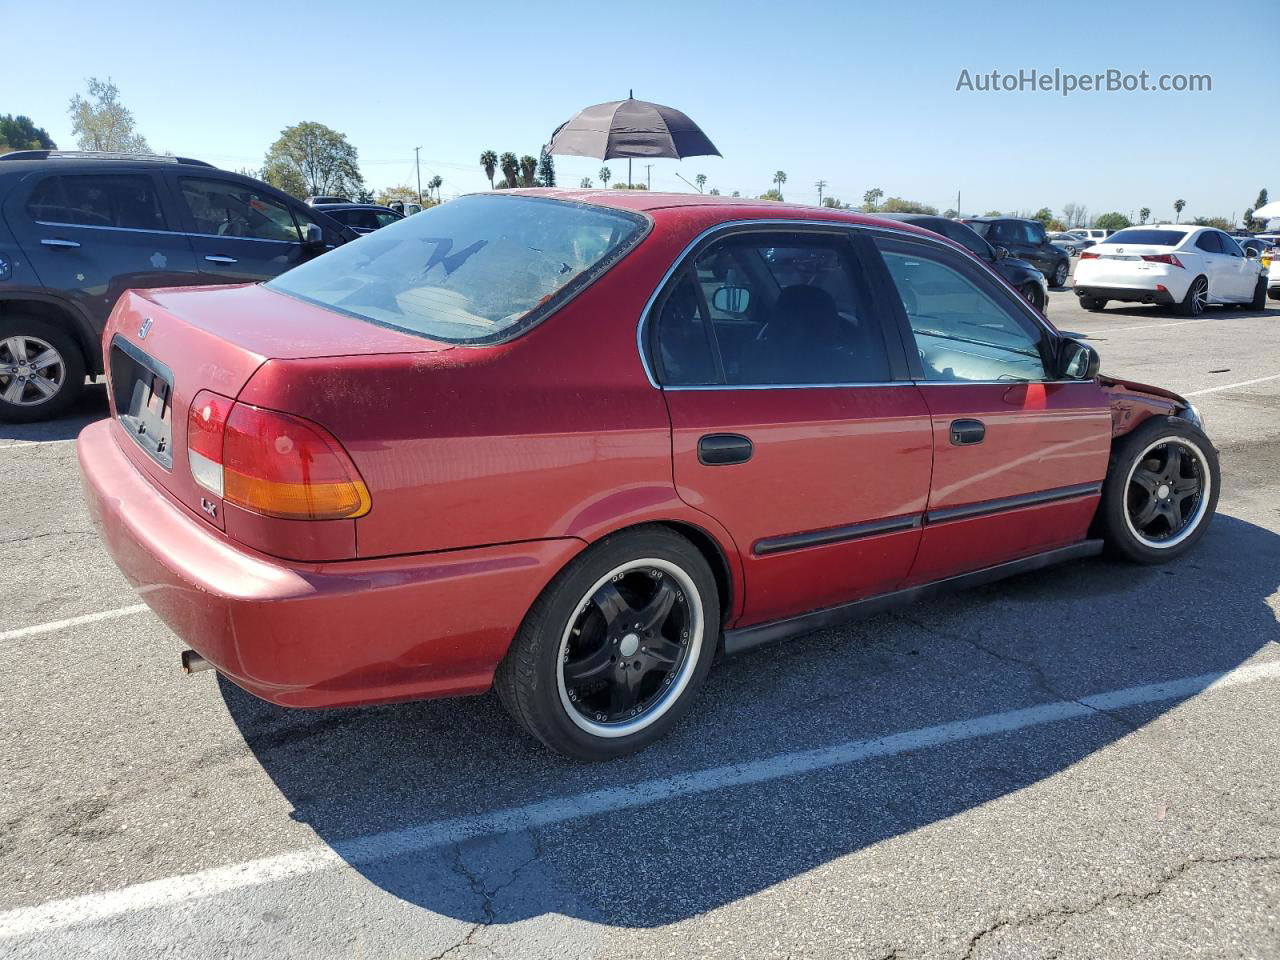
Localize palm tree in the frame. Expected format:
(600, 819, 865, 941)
(599, 166, 612, 188)
(1138, 207, 1150, 224)
(773, 170, 787, 199)
(519, 155, 538, 187)
(1173, 198, 1186, 223)
(863, 187, 884, 212)
(428, 175, 443, 202)
(499, 152, 519, 189)
(479, 150, 498, 189)
(694, 173, 707, 194)
(579, 177, 593, 188)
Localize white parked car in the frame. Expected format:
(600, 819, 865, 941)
(1074, 225, 1268, 315)
(1068, 228, 1113, 245)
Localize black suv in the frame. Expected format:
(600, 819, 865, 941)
(0, 151, 357, 421)
(961, 216, 1072, 289)
(311, 202, 404, 234)
(878, 213, 1050, 311)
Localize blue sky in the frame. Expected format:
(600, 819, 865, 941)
(4, 0, 1267, 222)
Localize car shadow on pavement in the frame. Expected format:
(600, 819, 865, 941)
(221, 512, 1279, 929)
(0, 380, 108, 444)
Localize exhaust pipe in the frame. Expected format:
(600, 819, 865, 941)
(181, 650, 214, 674)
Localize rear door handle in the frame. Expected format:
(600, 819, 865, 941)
(40, 238, 80, 249)
(204, 255, 238, 264)
(949, 419, 986, 445)
(698, 433, 753, 465)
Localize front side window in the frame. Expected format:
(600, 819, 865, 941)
(373, 211, 402, 228)
(268, 194, 647, 344)
(27, 175, 165, 231)
(180, 178, 301, 242)
(654, 232, 891, 386)
(876, 238, 1049, 383)
(1218, 233, 1243, 257)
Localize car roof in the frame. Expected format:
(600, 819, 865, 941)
(0, 150, 215, 173)
(963, 215, 1036, 224)
(485, 188, 935, 233)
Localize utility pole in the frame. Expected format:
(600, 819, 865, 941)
(815, 180, 827, 206)
(956, 190, 961, 218)
(414, 147, 423, 205)
(645, 164, 653, 191)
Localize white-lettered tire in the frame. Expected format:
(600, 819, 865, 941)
(494, 526, 720, 760)
(0, 317, 85, 422)
(1096, 416, 1219, 564)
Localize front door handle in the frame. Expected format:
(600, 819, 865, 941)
(40, 238, 80, 249)
(204, 255, 238, 264)
(698, 433, 753, 465)
(950, 419, 986, 445)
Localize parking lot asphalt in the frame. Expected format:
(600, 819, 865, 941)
(1, 286, 1277, 959)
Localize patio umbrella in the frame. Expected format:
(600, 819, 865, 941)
(546, 92, 721, 187)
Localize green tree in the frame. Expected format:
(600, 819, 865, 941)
(1173, 198, 1186, 223)
(694, 173, 707, 193)
(822, 196, 843, 209)
(536, 152, 556, 187)
(263, 121, 364, 200)
(982, 209, 1002, 217)
(579, 176, 593, 188)
(479, 150, 498, 189)
(499, 152, 519, 189)
(68, 77, 149, 152)
(708, 188, 721, 196)
(428, 175, 443, 201)
(759, 189, 784, 202)
(0, 114, 56, 153)
(942, 208, 959, 219)
(377, 184, 420, 205)
(880, 197, 938, 215)
(772, 170, 787, 200)
(518, 155, 538, 187)
(863, 187, 884, 211)
(1032, 207, 1054, 225)
(1191, 216, 1232, 230)
(1138, 207, 1151, 224)
(1093, 211, 1132, 231)
(598, 165, 611, 188)
(354, 187, 374, 204)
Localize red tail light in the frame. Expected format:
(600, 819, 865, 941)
(187, 390, 371, 520)
(1079, 251, 1098, 260)
(1141, 253, 1184, 268)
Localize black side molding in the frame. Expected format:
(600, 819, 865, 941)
(754, 514, 921, 556)
(926, 482, 1101, 526)
(722, 540, 1104, 657)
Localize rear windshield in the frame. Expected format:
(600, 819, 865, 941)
(268, 194, 648, 344)
(1105, 229, 1187, 246)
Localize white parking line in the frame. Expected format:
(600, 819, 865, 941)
(1085, 318, 1213, 335)
(0, 438, 76, 451)
(1185, 372, 1280, 397)
(2, 658, 1276, 940)
(0, 604, 149, 643)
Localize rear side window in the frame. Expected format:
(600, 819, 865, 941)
(1194, 231, 1222, 253)
(655, 232, 891, 386)
(268, 194, 647, 345)
(27, 175, 165, 230)
(1107, 229, 1187, 246)
(179, 178, 302, 242)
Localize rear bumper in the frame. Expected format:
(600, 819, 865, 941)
(1074, 284, 1176, 305)
(78, 418, 583, 708)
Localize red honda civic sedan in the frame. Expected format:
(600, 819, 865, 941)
(79, 190, 1219, 759)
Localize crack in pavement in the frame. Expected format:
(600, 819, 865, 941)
(431, 829, 545, 958)
(959, 853, 1280, 959)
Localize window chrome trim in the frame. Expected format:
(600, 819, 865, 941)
(34, 219, 300, 245)
(635, 217, 1063, 391)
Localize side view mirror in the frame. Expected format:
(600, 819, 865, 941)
(1059, 337, 1100, 380)
(304, 223, 325, 247)
(712, 285, 751, 315)
(1246, 249, 1258, 260)
(993, 246, 1008, 260)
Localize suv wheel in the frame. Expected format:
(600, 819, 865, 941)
(495, 526, 720, 760)
(0, 318, 86, 422)
(1051, 261, 1069, 287)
